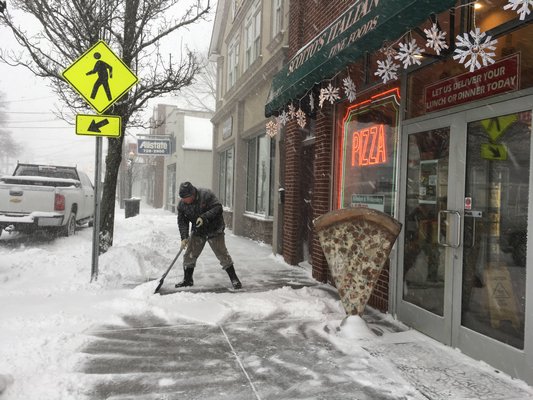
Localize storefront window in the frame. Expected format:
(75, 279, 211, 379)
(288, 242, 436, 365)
(246, 134, 275, 216)
(219, 147, 234, 208)
(475, 0, 517, 31)
(336, 88, 400, 216)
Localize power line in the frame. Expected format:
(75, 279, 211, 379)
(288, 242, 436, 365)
(4, 119, 62, 124)
(3, 111, 58, 115)
(2, 126, 72, 129)
(0, 96, 57, 104)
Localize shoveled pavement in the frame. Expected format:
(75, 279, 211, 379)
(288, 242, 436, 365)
(75, 235, 533, 400)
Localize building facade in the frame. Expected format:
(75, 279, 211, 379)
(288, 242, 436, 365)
(209, 0, 289, 246)
(263, 0, 533, 385)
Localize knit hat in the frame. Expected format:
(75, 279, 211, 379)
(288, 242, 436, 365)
(179, 181, 196, 198)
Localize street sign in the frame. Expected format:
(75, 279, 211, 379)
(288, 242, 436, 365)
(137, 138, 172, 155)
(62, 40, 138, 114)
(76, 114, 122, 137)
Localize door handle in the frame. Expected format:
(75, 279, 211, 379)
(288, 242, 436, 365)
(438, 210, 461, 248)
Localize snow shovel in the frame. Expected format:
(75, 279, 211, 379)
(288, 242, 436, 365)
(154, 247, 184, 294)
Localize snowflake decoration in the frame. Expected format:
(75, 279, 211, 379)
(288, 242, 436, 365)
(287, 103, 297, 119)
(395, 38, 423, 69)
(504, 0, 533, 20)
(278, 110, 289, 126)
(318, 83, 340, 108)
(342, 77, 357, 102)
(453, 28, 498, 72)
(424, 23, 448, 55)
(309, 93, 315, 112)
(374, 56, 400, 84)
(296, 108, 307, 128)
(266, 120, 278, 138)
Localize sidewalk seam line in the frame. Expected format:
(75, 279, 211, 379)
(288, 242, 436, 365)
(219, 324, 262, 400)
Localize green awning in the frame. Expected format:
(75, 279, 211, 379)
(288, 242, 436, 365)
(265, 0, 457, 116)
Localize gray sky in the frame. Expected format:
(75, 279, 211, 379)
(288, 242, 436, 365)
(0, 4, 214, 176)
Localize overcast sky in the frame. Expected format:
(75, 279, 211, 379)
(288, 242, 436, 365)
(0, 3, 215, 176)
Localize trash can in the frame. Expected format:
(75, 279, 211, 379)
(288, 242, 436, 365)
(124, 198, 140, 218)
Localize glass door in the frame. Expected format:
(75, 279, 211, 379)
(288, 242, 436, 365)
(455, 103, 532, 383)
(398, 97, 532, 383)
(397, 113, 463, 345)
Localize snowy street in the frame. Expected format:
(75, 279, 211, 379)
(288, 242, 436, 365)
(1, 205, 532, 399)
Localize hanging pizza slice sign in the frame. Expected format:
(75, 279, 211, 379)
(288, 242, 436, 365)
(314, 207, 402, 315)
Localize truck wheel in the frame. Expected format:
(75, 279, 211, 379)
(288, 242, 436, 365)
(62, 212, 77, 237)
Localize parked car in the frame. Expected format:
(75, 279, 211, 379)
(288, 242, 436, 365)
(0, 163, 94, 236)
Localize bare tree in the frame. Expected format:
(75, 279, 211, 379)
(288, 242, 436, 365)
(0, 0, 212, 251)
(180, 51, 216, 112)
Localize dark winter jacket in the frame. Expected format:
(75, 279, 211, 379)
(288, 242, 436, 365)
(177, 187, 225, 239)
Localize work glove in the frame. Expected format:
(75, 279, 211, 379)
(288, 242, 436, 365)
(180, 238, 189, 250)
(195, 217, 204, 228)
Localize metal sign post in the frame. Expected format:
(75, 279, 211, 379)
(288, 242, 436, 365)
(91, 137, 103, 282)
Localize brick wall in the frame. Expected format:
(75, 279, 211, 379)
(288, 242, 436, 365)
(282, 120, 303, 266)
(288, 0, 354, 56)
(310, 103, 333, 283)
(242, 216, 273, 244)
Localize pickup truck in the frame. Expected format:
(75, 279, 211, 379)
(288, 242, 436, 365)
(0, 163, 94, 236)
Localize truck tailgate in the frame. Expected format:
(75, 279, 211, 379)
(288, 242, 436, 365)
(0, 184, 56, 214)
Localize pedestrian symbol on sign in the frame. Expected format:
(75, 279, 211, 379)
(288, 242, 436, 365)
(86, 52, 113, 101)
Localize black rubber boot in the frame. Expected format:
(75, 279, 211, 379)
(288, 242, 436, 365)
(225, 265, 242, 289)
(175, 268, 194, 288)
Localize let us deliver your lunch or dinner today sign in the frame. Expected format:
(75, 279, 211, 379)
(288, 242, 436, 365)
(424, 54, 520, 113)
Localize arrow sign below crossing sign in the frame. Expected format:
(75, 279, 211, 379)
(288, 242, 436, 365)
(76, 114, 122, 137)
(62, 40, 138, 114)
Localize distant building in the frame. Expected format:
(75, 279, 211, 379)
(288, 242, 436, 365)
(133, 105, 213, 211)
(209, 0, 289, 245)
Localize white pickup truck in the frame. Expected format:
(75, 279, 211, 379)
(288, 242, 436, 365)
(0, 163, 94, 236)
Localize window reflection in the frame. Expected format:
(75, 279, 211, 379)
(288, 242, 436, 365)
(403, 129, 450, 316)
(462, 111, 530, 349)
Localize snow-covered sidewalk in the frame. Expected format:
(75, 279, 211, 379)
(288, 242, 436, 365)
(1, 205, 532, 399)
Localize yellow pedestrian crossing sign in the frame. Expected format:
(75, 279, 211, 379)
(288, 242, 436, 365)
(76, 114, 122, 138)
(62, 40, 138, 114)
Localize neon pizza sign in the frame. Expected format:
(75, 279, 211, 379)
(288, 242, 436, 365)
(351, 124, 387, 167)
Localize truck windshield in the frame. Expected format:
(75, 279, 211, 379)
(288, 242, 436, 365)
(15, 166, 78, 180)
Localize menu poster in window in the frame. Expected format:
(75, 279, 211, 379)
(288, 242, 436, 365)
(351, 194, 385, 212)
(419, 160, 438, 204)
